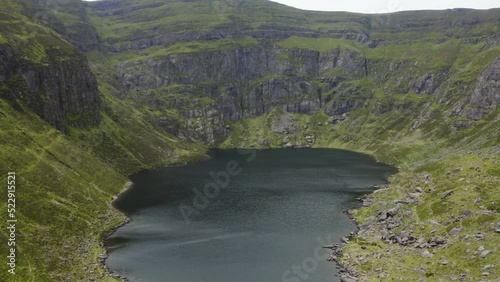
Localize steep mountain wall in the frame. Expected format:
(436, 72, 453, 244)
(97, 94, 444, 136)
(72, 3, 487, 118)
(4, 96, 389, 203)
(84, 0, 500, 145)
(0, 3, 101, 130)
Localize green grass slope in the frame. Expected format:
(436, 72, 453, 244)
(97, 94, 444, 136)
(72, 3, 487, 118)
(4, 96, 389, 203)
(0, 1, 207, 281)
(0, 99, 127, 282)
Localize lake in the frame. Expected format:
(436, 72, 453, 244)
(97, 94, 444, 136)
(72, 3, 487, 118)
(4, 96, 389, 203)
(106, 149, 396, 282)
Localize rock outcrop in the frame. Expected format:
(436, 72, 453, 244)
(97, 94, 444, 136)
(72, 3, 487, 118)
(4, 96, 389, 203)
(461, 58, 500, 120)
(0, 43, 101, 130)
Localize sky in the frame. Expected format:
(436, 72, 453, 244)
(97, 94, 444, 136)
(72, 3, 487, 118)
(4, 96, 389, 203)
(270, 0, 500, 13)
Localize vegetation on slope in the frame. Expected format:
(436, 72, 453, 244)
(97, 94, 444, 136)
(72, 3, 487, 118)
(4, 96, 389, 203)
(0, 99, 127, 282)
(0, 1, 206, 281)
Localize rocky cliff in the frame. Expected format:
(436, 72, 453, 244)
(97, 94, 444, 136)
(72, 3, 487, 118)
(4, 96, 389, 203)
(83, 0, 500, 146)
(461, 57, 500, 120)
(0, 1, 101, 130)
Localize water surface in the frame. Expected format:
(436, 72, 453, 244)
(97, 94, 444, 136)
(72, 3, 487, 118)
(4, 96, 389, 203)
(106, 149, 396, 282)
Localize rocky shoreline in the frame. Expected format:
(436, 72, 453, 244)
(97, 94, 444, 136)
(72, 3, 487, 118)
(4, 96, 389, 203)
(329, 180, 433, 282)
(101, 180, 134, 282)
(326, 184, 391, 282)
(327, 157, 500, 281)
(100, 217, 133, 282)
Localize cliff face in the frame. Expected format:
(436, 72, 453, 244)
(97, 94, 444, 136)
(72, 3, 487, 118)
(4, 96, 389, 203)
(0, 1, 101, 130)
(112, 46, 365, 143)
(461, 57, 500, 120)
(83, 0, 500, 144)
(0, 45, 101, 130)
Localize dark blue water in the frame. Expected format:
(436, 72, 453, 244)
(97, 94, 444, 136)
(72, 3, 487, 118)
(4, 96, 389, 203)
(106, 149, 396, 282)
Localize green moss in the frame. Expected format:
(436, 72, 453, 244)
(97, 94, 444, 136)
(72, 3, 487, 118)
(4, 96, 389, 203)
(22, 41, 47, 64)
(0, 33, 8, 44)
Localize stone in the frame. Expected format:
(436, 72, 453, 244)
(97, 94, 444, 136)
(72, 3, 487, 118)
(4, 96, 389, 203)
(415, 268, 426, 275)
(441, 190, 454, 199)
(483, 265, 494, 270)
(377, 212, 388, 221)
(387, 203, 403, 216)
(480, 250, 492, 258)
(475, 233, 486, 240)
(340, 274, 358, 282)
(422, 250, 434, 258)
(449, 226, 463, 236)
(429, 236, 447, 246)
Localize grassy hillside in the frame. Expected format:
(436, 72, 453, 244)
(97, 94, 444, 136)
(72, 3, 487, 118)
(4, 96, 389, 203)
(0, 92, 205, 282)
(87, 0, 370, 50)
(0, 99, 127, 281)
(0, 1, 206, 281)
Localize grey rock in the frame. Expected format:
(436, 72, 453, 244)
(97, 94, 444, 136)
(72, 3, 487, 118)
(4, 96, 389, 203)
(387, 203, 403, 216)
(340, 274, 358, 282)
(461, 57, 500, 120)
(441, 190, 454, 199)
(415, 268, 426, 275)
(481, 250, 492, 258)
(377, 211, 388, 221)
(476, 233, 486, 240)
(0, 45, 101, 130)
(449, 226, 463, 236)
(429, 236, 447, 246)
(422, 250, 434, 258)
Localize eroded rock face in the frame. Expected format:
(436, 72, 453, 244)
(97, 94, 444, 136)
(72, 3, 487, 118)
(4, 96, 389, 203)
(22, 0, 498, 144)
(116, 48, 364, 91)
(0, 44, 101, 130)
(113, 46, 365, 141)
(461, 58, 500, 120)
